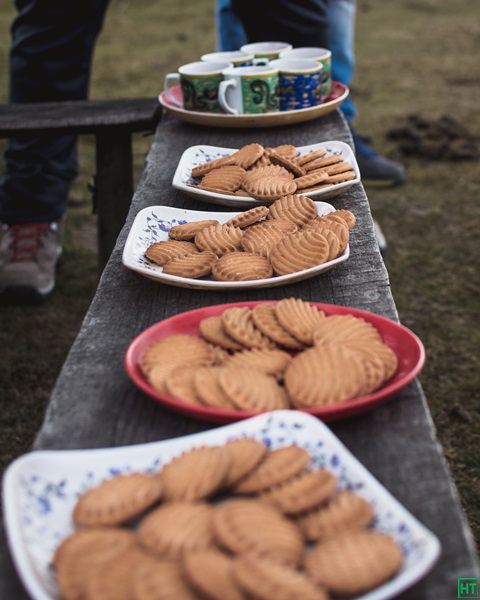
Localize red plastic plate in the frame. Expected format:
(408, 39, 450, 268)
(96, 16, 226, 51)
(125, 301, 425, 424)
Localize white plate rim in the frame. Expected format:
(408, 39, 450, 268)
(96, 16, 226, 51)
(3, 410, 441, 600)
(122, 202, 350, 290)
(172, 140, 360, 208)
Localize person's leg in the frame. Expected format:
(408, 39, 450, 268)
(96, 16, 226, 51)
(231, 0, 329, 48)
(0, 0, 110, 225)
(328, 0, 357, 121)
(0, 0, 110, 303)
(215, 0, 248, 52)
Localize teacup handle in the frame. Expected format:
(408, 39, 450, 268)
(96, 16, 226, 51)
(218, 79, 239, 115)
(253, 57, 269, 66)
(164, 73, 183, 107)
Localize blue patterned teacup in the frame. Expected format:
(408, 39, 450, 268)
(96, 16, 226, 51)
(279, 47, 332, 98)
(269, 58, 323, 111)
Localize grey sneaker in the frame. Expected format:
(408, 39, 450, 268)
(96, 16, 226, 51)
(0, 221, 63, 304)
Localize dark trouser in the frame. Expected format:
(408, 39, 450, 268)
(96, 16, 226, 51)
(230, 0, 329, 48)
(0, 0, 110, 224)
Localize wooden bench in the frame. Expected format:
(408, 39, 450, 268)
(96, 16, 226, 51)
(0, 97, 162, 268)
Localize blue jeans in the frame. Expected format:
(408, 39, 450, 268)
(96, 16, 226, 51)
(328, 0, 357, 122)
(0, 0, 110, 224)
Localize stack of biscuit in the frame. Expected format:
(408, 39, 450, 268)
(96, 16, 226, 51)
(189, 142, 357, 199)
(54, 439, 403, 600)
(145, 202, 355, 281)
(139, 297, 398, 411)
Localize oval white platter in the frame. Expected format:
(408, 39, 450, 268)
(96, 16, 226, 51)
(122, 202, 349, 290)
(172, 140, 360, 209)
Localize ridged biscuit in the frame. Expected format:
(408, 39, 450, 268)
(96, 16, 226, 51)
(168, 220, 219, 240)
(327, 208, 356, 229)
(268, 152, 306, 177)
(323, 160, 354, 176)
(222, 437, 268, 488)
(240, 222, 289, 257)
(293, 169, 330, 189)
(211, 251, 273, 281)
(295, 147, 328, 166)
(221, 306, 276, 349)
(258, 469, 338, 515)
(182, 549, 244, 600)
(284, 345, 365, 408)
(296, 490, 375, 542)
(232, 445, 311, 494)
(145, 240, 199, 266)
(242, 176, 297, 201)
(213, 499, 304, 566)
(193, 366, 236, 409)
(162, 251, 217, 279)
(199, 316, 244, 351)
(275, 298, 326, 345)
(191, 154, 236, 178)
(86, 547, 152, 600)
(269, 230, 330, 276)
(231, 142, 265, 169)
(147, 362, 181, 394)
(252, 303, 304, 350)
(225, 205, 269, 228)
(160, 445, 231, 501)
(267, 194, 318, 227)
(232, 555, 329, 600)
(194, 223, 244, 255)
(266, 144, 298, 160)
(138, 501, 214, 558)
(244, 164, 295, 181)
(304, 152, 344, 171)
(163, 365, 203, 405)
(304, 530, 403, 596)
(221, 347, 292, 379)
(54, 528, 138, 600)
(310, 224, 348, 257)
(200, 165, 246, 192)
(218, 367, 289, 411)
(140, 334, 214, 376)
(73, 473, 163, 527)
(324, 169, 357, 184)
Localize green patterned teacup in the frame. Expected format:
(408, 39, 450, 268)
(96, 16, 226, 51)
(164, 61, 232, 113)
(241, 41, 293, 62)
(218, 65, 280, 115)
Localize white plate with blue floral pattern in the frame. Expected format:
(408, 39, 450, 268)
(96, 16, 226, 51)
(172, 140, 360, 208)
(122, 202, 349, 290)
(3, 411, 440, 600)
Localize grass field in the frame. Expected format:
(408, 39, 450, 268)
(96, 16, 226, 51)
(0, 0, 478, 548)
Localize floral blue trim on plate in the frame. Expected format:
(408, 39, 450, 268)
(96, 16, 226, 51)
(3, 411, 440, 600)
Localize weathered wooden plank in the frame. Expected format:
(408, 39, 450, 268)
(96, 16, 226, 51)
(0, 97, 162, 137)
(1, 110, 478, 599)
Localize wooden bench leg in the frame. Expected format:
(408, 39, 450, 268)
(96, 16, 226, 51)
(95, 130, 133, 270)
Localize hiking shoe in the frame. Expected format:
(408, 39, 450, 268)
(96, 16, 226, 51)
(351, 128, 406, 188)
(0, 221, 63, 304)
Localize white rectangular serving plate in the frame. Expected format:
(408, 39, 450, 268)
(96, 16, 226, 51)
(122, 202, 349, 290)
(172, 141, 360, 208)
(3, 411, 440, 600)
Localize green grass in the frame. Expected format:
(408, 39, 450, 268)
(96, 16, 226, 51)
(0, 0, 479, 548)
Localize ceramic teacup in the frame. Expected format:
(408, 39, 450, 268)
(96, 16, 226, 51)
(218, 65, 280, 115)
(164, 61, 232, 113)
(269, 58, 323, 111)
(279, 47, 332, 98)
(201, 50, 259, 67)
(240, 41, 293, 61)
